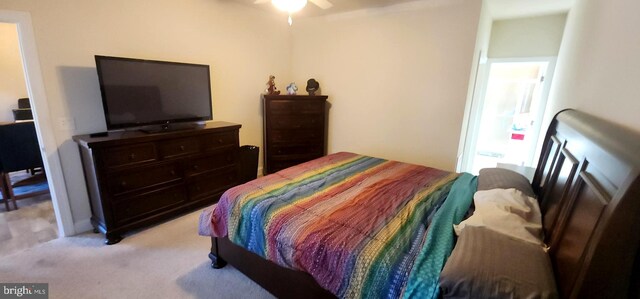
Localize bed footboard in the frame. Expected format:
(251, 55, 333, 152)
(210, 237, 336, 299)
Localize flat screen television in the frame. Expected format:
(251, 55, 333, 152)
(95, 55, 213, 132)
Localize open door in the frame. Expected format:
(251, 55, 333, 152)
(464, 58, 555, 175)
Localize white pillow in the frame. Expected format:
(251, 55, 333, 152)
(454, 188, 544, 245)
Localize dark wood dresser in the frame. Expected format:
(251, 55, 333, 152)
(73, 122, 241, 244)
(263, 95, 328, 174)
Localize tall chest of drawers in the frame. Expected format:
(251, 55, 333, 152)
(73, 122, 241, 244)
(263, 95, 328, 174)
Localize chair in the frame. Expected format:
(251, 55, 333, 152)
(0, 121, 48, 211)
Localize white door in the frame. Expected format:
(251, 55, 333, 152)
(465, 58, 555, 174)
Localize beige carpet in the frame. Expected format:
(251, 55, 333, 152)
(0, 196, 58, 257)
(0, 210, 275, 299)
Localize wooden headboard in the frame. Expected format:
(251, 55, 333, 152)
(532, 109, 640, 298)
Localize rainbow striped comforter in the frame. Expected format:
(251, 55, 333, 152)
(199, 152, 476, 298)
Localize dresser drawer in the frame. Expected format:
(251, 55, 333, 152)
(160, 137, 200, 159)
(269, 144, 323, 157)
(103, 143, 157, 169)
(269, 116, 323, 129)
(112, 184, 187, 225)
(187, 166, 238, 199)
(201, 131, 238, 151)
(268, 129, 323, 144)
(107, 163, 181, 196)
(184, 150, 237, 176)
(268, 100, 324, 114)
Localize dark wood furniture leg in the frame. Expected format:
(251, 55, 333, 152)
(2, 172, 17, 210)
(105, 233, 122, 245)
(209, 238, 227, 269)
(0, 172, 10, 211)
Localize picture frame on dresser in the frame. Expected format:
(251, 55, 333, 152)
(263, 94, 329, 175)
(73, 122, 241, 244)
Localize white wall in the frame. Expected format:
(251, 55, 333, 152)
(0, 0, 293, 232)
(545, 0, 640, 133)
(457, 0, 493, 172)
(291, 0, 483, 170)
(489, 13, 567, 58)
(0, 22, 27, 122)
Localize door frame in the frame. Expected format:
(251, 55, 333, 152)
(1, 10, 75, 237)
(459, 56, 557, 173)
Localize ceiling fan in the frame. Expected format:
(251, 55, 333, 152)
(254, 0, 334, 25)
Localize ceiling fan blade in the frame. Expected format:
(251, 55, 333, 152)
(309, 0, 333, 9)
(254, 0, 270, 4)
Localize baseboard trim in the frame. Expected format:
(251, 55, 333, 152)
(73, 218, 93, 234)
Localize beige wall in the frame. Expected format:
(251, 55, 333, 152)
(0, 0, 293, 231)
(489, 13, 567, 58)
(0, 23, 28, 122)
(544, 0, 640, 133)
(291, 0, 483, 170)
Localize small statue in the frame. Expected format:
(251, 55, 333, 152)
(286, 82, 298, 95)
(265, 75, 280, 95)
(306, 78, 320, 96)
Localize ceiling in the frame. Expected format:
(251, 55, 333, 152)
(487, 0, 574, 19)
(232, 0, 418, 18)
(231, 0, 574, 19)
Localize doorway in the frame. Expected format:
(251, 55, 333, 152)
(464, 58, 555, 175)
(0, 10, 74, 239)
(0, 22, 58, 256)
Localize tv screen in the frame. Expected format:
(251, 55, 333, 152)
(95, 55, 213, 130)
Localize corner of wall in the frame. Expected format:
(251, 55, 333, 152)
(456, 0, 493, 172)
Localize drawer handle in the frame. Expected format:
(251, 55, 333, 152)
(196, 186, 201, 191)
(129, 153, 136, 160)
(120, 181, 127, 187)
(277, 150, 282, 154)
(193, 165, 199, 170)
(179, 145, 185, 151)
(218, 138, 224, 144)
(170, 170, 176, 176)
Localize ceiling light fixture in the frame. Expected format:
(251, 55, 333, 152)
(271, 0, 307, 25)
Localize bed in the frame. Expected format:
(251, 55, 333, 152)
(198, 109, 640, 298)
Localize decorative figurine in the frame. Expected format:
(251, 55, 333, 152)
(265, 75, 280, 95)
(306, 78, 320, 96)
(286, 82, 298, 95)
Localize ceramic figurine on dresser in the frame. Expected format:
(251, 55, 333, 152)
(286, 82, 298, 95)
(265, 75, 280, 95)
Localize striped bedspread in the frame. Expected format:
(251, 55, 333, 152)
(199, 152, 476, 298)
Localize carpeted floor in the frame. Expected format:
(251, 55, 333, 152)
(0, 195, 58, 257)
(0, 210, 275, 299)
